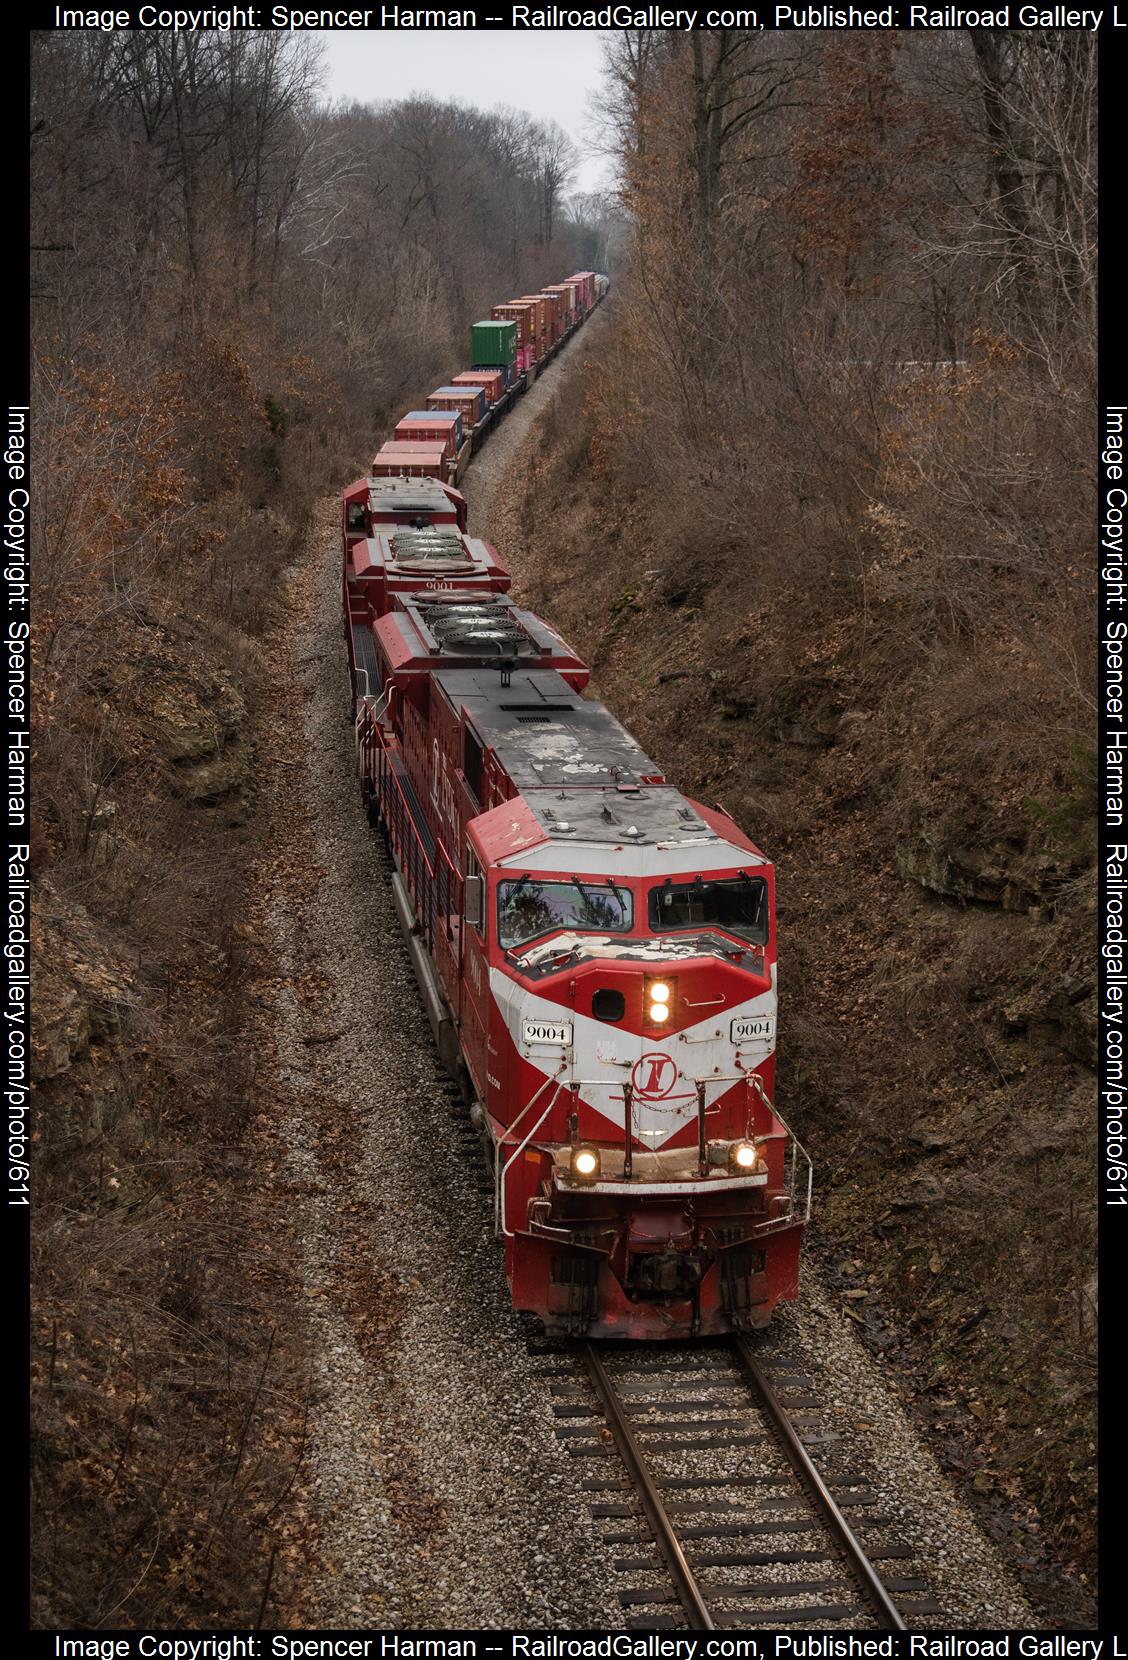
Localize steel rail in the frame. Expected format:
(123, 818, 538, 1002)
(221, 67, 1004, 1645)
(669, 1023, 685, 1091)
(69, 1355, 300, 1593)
(582, 1346, 715, 1632)
(731, 1336, 907, 1631)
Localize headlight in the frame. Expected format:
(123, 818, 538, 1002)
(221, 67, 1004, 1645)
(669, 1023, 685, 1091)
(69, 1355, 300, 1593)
(571, 1145, 601, 1180)
(645, 975, 676, 1024)
(730, 1140, 759, 1172)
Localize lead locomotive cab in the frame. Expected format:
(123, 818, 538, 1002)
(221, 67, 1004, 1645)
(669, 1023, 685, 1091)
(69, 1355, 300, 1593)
(485, 848, 808, 1340)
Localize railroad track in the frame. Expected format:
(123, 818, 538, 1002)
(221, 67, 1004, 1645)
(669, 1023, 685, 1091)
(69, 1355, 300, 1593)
(540, 1339, 943, 1630)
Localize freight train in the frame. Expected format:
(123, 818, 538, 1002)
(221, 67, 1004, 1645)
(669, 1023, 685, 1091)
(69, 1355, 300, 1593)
(342, 270, 811, 1340)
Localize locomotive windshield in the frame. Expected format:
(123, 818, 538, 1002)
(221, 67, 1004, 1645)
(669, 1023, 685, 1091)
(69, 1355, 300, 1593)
(498, 878, 632, 950)
(649, 876, 768, 944)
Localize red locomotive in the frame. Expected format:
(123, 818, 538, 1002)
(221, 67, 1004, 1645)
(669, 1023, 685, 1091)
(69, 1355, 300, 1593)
(345, 276, 811, 1340)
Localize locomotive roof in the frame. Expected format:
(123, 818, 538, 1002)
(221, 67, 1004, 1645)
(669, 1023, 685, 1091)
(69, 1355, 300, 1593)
(396, 597, 573, 660)
(364, 477, 455, 511)
(360, 529, 490, 569)
(433, 666, 722, 847)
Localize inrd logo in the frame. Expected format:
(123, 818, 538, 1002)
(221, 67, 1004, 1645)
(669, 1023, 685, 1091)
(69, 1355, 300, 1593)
(631, 1052, 679, 1101)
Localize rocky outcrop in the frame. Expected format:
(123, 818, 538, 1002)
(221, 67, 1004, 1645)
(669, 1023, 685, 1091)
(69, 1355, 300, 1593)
(1002, 973, 1097, 1068)
(143, 659, 254, 820)
(897, 827, 1074, 914)
(86, 618, 257, 824)
(897, 828, 1096, 1064)
(31, 888, 137, 1158)
(31, 889, 132, 1085)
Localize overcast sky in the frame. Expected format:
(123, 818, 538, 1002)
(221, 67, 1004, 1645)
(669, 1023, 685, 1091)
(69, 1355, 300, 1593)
(316, 30, 615, 194)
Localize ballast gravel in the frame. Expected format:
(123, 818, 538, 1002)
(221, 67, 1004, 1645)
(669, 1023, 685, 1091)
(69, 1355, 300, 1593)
(254, 327, 622, 1629)
(252, 320, 1042, 1630)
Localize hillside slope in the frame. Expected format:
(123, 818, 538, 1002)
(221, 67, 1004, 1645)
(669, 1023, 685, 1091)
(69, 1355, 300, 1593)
(488, 352, 1097, 1624)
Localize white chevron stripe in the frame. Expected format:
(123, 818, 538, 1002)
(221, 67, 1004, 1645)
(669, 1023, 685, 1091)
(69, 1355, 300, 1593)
(489, 962, 776, 1149)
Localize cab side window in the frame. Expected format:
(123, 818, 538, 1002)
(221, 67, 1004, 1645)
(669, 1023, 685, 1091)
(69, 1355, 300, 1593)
(465, 849, 485, 936)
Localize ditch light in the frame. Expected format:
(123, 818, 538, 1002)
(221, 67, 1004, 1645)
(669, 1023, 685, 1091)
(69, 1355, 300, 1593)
(571, 1144, 601, 1181)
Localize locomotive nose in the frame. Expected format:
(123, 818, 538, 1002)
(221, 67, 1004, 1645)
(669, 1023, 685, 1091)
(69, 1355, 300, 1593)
(561, 948, 774, 1150)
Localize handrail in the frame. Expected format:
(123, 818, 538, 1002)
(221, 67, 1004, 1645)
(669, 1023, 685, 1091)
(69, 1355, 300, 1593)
(497, 1077, 562, 1238)
(368, 730, 464, 965)
(533, 1068, 812, 1223)
(741, 1070, 814, 1227)
(354, 688, 391, 772)
(363, 717, 442, 946)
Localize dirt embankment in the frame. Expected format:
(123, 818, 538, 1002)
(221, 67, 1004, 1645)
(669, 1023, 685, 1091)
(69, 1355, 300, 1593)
(463, 311, 613, 537)
(482, 353, 1097, 1626)
(31, 601, 315, 1626)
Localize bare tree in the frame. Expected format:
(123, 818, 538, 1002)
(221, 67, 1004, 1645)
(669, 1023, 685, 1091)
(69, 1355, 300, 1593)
(526, 119, 577, 247)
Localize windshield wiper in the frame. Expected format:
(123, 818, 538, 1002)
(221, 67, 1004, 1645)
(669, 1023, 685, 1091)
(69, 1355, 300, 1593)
(573, 873, 631, 916)
(572, 875, 599, 916)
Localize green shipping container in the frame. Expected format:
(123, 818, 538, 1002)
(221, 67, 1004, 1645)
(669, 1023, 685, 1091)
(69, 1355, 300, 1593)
(471, 319, 516, 367)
